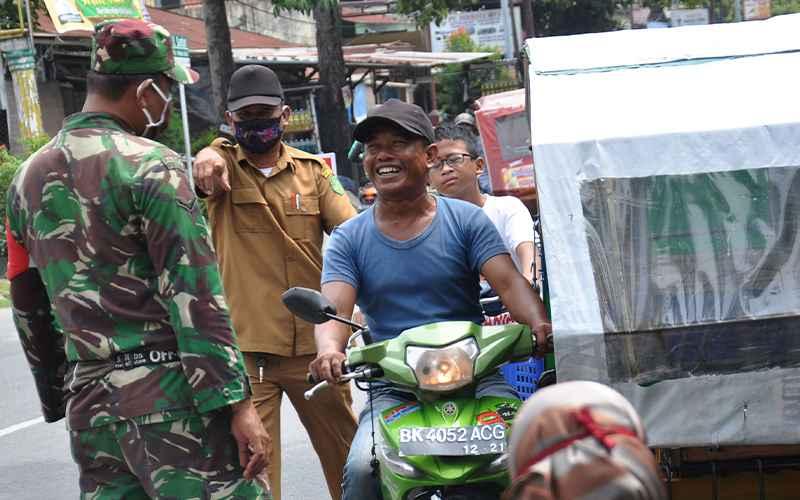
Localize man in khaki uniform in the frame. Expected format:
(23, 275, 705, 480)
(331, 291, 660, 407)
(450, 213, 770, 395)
(194, 64, 357, 500)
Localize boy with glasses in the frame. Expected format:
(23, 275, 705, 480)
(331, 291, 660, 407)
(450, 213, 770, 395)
(428, 123, 537, 283)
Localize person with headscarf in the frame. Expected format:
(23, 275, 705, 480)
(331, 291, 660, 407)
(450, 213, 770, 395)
(505, 381, 667, 500)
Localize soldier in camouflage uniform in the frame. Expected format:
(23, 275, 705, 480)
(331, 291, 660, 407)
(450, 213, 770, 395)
(5, 19, 270, 499)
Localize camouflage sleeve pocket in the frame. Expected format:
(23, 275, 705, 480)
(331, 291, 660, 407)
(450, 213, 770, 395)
(162, 158, 198, 213)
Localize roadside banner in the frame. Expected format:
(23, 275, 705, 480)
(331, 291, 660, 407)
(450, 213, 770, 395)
(42, 0, 143, 33)
(744, 0, 771, 20)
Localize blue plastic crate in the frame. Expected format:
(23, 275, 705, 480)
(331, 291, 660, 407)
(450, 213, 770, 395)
(501, 357, 545, 400)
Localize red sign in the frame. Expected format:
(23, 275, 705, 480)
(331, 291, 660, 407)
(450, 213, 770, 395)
(475, 89, 535, 197)
(477, 411, 503, 426)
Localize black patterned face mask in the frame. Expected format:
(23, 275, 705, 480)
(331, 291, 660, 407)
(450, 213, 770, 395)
(234, 117, 283, 154)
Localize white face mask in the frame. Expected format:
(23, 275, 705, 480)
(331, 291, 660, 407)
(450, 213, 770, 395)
(137, 79, 172, 139)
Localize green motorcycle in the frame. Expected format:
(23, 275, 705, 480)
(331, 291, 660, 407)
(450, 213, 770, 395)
(282, 287, 536, 500)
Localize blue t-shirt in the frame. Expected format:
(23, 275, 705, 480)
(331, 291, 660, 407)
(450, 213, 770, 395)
(321, 196, 508, 341)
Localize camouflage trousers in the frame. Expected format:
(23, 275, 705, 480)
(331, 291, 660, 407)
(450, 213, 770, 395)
(70, 409, 270, 499)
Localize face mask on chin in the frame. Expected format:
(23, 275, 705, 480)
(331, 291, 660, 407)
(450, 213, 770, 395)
(234, 117, 283, 154)
(138, 79, 172, 140)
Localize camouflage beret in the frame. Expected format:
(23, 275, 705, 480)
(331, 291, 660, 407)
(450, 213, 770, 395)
(91, 19, 199, 85)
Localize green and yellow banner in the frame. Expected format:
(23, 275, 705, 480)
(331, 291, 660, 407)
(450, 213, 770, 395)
(42, 0, 143, 33)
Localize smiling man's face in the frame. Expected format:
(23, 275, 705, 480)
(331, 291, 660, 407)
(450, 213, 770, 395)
(362, 124, 436, 202)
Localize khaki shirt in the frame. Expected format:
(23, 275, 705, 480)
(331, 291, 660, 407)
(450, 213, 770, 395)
(206, 139, 356, 356)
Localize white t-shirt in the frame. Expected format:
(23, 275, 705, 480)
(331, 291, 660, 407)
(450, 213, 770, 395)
(482, 195, 536, 274)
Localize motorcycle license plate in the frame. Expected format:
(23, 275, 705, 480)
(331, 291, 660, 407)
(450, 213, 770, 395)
(397, 424, 506, 456)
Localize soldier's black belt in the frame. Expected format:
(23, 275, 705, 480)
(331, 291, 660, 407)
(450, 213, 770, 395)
(113, 349, 180, 370)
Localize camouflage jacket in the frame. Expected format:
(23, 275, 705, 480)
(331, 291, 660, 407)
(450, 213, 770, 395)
(6, 112, 250, 430)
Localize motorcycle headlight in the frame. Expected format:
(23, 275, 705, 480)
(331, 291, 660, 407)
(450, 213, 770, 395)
(405, 338, 479, 392)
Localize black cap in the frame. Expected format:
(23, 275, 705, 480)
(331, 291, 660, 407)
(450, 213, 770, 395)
(227, 65, 284, 111)
(353, 99, 435, 144)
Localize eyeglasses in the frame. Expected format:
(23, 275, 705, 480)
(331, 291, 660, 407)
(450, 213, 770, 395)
(430, 153, 475, 170)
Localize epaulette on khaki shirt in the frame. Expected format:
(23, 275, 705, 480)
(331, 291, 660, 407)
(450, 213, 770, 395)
(205, 139, 356, 356)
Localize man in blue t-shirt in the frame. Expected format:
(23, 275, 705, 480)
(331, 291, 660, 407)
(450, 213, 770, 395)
(310, 99, 551, 499)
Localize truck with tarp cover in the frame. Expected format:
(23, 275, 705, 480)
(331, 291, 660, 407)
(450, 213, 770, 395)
(526, 14, 800, 498)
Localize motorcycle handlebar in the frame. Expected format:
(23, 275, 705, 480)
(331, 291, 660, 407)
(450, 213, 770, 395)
(304, 365, 384, 400)
(532, 332, 554, 356)
(306, 361, 349, 385)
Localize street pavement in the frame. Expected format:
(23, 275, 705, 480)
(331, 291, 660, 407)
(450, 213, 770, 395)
(0, 307, 364, 499)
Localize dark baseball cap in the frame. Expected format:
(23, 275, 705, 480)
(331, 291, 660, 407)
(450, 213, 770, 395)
(353, 99, 435, 144)
(227, 65, 284, 111)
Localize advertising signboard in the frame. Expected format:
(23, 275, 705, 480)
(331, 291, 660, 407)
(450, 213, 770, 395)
(430, 9, 506, 53)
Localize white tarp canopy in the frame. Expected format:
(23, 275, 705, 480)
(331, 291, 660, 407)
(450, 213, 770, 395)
(528, 14, 800, 447)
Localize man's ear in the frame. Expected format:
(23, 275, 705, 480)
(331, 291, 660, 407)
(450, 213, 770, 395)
(474, 157, 485, 176)
(280, 105, 292, 128)
(225, 111, 235, 128)
(425, 143, 438, 167)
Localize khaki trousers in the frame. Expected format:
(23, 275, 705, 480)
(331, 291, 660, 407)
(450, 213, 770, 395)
(244, 353, 357, 500)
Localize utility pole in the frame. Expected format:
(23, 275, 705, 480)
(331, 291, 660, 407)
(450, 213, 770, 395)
(500, 0, 514, 59)
(521, 0, 535, 39)
(508, 0, 520, 55)
(23, 0, 34, 50)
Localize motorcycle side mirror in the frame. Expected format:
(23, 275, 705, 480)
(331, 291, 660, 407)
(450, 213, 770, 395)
(281, 287, 338, 324)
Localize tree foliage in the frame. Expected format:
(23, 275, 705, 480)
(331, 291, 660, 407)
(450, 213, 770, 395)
(0, 135, 49, 260)
(398, 0, 800, 37)
(772, 0, 800, 15)
(0, 147, 20, 262)
(0, 0, 44, 30)
(395, 0, 481, 27)
(396, 0, 625, 34)
(533, 0, 624, 36)
(270, 0, 337, 15)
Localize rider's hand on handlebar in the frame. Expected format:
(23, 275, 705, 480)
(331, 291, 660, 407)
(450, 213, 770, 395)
(533, 321, 553, 357)
(309, 350, 346, 384)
